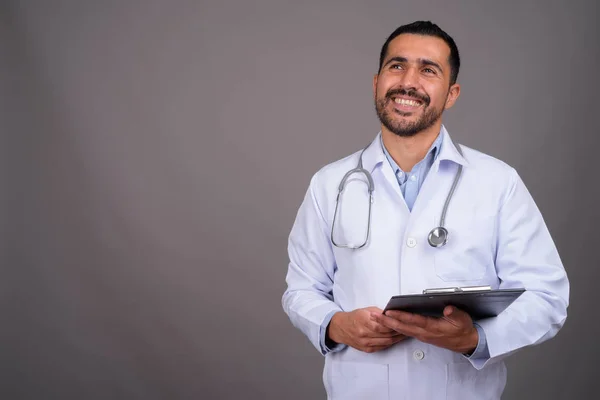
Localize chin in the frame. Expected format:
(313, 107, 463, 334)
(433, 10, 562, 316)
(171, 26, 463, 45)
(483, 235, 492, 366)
(391, 130, 420, 138)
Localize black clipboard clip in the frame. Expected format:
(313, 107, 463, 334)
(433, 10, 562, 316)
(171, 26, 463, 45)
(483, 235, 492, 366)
(422, 285, 492, 294)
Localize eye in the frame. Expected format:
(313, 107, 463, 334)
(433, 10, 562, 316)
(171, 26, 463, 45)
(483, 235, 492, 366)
(391, 64, 403, 70)
(423, 67, 436, 74)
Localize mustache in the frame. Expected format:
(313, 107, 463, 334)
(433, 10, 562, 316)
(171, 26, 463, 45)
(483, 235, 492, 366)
(385, 88, 430, 105)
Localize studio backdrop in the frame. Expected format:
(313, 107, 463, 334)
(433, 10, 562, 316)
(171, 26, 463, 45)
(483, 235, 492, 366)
(3, 1, 599, 399)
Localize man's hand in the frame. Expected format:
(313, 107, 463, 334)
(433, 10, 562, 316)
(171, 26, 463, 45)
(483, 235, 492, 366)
(371, 305, 478, 354)
(328, 307, 407, 353)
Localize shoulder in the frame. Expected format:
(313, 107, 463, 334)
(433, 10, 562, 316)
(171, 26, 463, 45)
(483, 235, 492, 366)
(458, 144, 522, 206)
(300, 148, 366, 220)
(309, 149, 364, 191)
(460, 144, 518, 181)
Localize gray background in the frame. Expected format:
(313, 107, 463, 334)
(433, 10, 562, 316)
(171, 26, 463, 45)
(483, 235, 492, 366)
(3, 0, 598, 399)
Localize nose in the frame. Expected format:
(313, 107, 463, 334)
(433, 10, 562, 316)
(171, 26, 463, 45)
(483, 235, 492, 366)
(398, 67, 419, 89)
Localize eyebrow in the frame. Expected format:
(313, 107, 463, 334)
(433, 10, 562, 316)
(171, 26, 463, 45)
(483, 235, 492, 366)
(383, 56, 444, 73)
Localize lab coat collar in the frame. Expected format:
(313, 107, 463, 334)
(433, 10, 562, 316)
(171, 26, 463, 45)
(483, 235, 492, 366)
(437, 125, 470, 168)
(360, 125, 469, 173)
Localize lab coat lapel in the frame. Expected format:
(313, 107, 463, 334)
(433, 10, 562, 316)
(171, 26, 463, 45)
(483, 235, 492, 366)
(408, 161, 442, 222)
(406, 128, 469, 221)
(360, 132, 405, 203)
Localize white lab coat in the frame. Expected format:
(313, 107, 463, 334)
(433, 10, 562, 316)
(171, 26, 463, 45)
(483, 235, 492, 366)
(282, 127, 569, 400)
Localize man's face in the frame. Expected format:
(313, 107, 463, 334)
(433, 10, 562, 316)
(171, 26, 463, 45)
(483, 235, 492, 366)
(374, 33, 460, 137)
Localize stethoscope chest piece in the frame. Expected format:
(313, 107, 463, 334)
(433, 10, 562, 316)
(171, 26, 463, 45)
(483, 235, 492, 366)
(428, 227, 448, 248)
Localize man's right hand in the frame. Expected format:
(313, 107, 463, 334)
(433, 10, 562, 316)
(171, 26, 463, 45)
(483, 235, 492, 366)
(327, 307, 407, 353)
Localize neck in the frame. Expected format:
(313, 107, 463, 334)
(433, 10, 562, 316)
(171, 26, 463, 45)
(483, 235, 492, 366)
(381, 122, 442, 172)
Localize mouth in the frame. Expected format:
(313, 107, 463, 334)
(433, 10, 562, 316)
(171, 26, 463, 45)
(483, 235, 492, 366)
(391, 96, 424, 112)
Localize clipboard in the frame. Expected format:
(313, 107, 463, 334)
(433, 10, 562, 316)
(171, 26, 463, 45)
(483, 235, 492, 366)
(383, 286, 525, 320)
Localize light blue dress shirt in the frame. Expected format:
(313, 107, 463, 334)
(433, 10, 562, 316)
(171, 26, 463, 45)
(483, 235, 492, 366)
(321, 130, 489, 359)
(380, 132, 442, 212)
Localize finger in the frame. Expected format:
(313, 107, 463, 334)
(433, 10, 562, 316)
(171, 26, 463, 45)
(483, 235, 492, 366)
(360, 334, 407, 348)
(365, 311, 402, 334)
(362, 345, 390, 353)
(390, 333, 408, 343)
(441, 306, 472, 328)
(355, 322, 399, 339)
(364, 307, 385, 320)
(384, 310, 434, 330)
(364, 324, 405, 338)
(366, 333, 409, 352)
(371, 313, 423, 337)
(374, 330, 406, 338)
(443, 305, 454, 317)
(368, 319, 402, 335)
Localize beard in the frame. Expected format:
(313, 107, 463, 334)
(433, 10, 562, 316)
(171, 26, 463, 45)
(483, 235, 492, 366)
(375, 88, 444, 137)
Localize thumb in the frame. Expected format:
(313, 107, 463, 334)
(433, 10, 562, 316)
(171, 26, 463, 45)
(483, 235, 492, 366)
(443, 305, 455, 317)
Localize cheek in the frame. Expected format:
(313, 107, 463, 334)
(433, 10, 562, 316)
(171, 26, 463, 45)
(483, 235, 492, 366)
(376, 80, 389, 96)
(376, 75, 398, 93)
(426, 87, 449, 108)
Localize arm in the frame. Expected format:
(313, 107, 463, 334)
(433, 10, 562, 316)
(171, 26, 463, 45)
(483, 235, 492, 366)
(281, 174, 345, 355)
(373, 168, 568, 366)
(282, 173, 404, 355)
(471, 168, 570, 369)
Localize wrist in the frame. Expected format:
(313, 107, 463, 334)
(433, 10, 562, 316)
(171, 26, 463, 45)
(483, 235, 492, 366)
(463, 326, 479, 355)
(327, 312, 346, 345)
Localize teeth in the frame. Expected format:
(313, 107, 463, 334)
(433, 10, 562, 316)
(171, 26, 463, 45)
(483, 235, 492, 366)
(394, 98, 420, 107)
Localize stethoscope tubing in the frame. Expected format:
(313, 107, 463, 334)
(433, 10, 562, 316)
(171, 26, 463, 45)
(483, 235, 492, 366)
(331, 138, 464, 249)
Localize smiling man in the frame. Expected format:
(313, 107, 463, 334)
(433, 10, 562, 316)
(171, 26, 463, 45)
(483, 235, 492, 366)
(282, 21, 569, 399)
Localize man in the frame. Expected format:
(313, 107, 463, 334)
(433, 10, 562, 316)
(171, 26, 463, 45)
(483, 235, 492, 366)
(282, 21, 569, 399)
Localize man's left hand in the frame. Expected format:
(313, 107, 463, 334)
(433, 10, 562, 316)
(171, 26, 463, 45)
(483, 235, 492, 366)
(371, 305, 478, 354)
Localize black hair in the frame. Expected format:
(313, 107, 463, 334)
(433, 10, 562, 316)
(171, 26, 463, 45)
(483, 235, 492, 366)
(378, 21, 460, 85)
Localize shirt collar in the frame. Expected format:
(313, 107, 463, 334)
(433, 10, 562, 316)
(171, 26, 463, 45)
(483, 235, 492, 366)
(380, 130, 443, 174)
(360, 125, 469, 173)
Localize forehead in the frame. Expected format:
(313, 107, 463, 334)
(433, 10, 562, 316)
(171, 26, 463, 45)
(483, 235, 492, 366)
(385, 33, 451, 67)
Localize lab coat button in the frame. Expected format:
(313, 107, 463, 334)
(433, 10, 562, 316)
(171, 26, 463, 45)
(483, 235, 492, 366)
(406, 237, 417, 248)
(413, 349, 425, 361)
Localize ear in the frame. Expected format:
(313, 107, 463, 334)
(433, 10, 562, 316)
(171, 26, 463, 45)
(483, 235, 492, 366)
(372, 74, 379, 100)
(444, 83, 461, 110)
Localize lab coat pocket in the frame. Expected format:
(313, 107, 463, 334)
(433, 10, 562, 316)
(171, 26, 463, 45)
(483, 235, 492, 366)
(445, 361, 505, 400)
(433, 212, 496, 282)
(326, 360, 389, 400)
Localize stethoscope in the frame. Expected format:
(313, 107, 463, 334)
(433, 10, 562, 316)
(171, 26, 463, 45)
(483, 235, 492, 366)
(330, 140, 464, 249)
